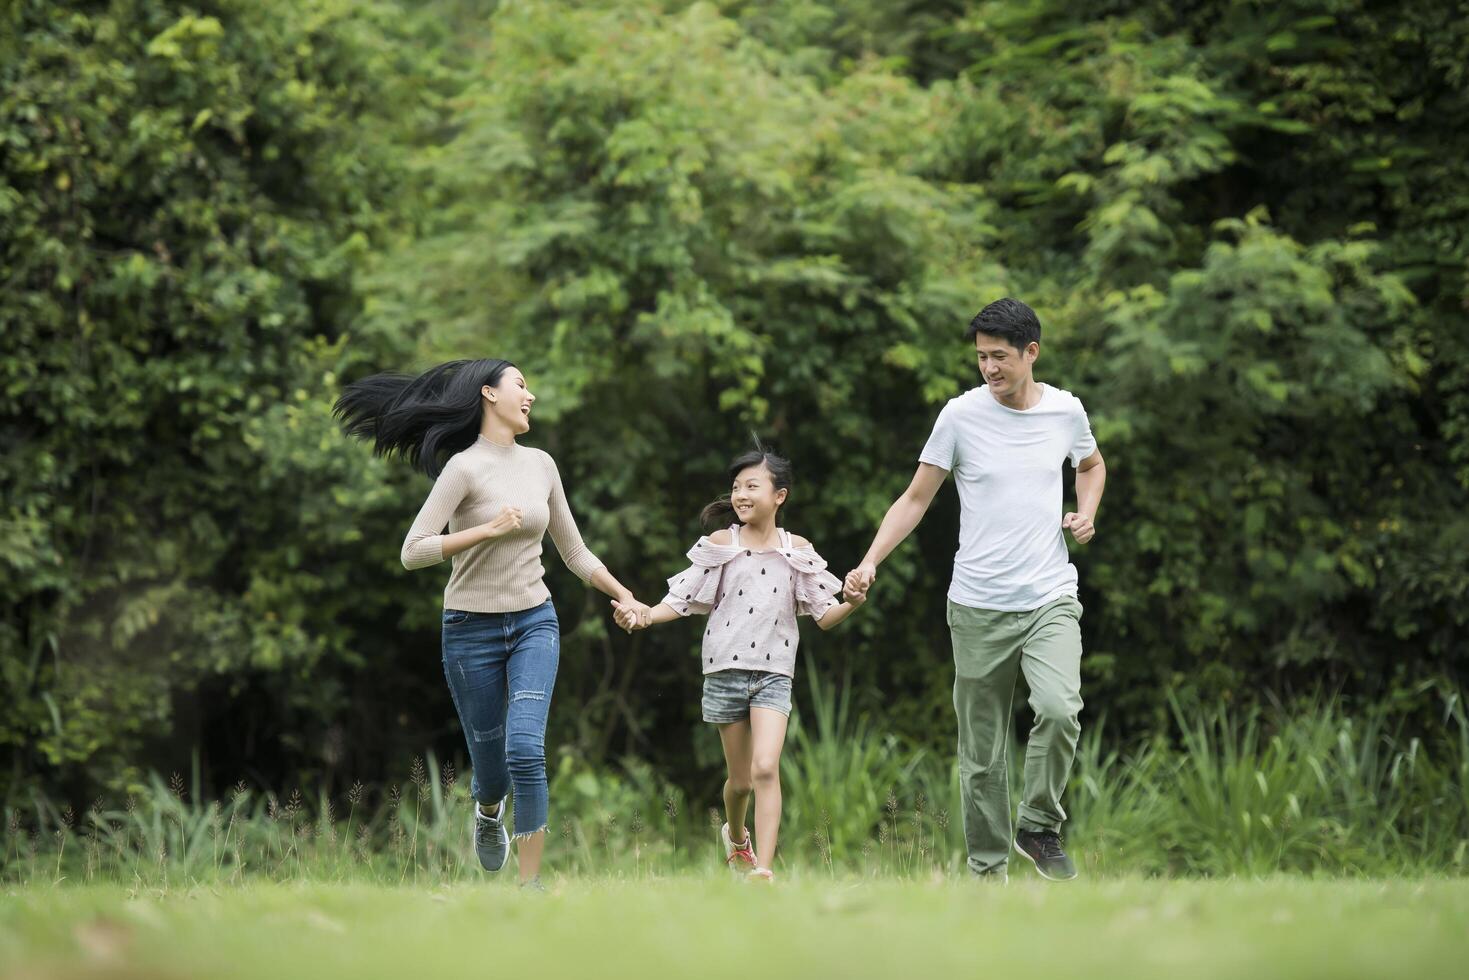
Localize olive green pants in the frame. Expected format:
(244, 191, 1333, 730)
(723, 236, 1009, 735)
(948, 595, 1084, 876)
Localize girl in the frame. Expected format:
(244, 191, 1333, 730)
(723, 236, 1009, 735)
(335, 358, 651, 891)
(614, 448, 863, 881)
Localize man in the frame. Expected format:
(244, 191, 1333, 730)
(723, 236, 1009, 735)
(845, 297, 1106, 881)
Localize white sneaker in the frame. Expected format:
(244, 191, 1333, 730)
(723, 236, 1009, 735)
(720, 822, 756, 869)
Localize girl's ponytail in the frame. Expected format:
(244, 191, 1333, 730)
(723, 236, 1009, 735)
(699, 496, 737, 533)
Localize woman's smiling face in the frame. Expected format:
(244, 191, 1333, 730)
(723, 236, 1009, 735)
(483, 366, 535, 434)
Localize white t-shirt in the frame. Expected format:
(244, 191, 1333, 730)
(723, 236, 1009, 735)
(919, 383, 1097, 612)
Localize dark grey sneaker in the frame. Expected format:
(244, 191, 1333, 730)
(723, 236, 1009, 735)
(1013, 829, 1077, 881)
(519, 875, 546, 894)
(471, 798, 509, 872)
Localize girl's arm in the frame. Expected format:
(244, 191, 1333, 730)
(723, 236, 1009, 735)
(612, 600, 680, 630)
(644, 602, 682, 626)
(787, 533, 865, 630)
(815, 590, 866, 631)
(615, 530, 736, 631)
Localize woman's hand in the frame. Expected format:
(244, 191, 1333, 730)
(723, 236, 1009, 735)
(610, 598, 652, 633)
(480, 505, 524, 540)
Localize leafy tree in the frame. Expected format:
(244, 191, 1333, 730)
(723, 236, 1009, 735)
(6, 0, 1464, 800)
(0, 0, 444, 799)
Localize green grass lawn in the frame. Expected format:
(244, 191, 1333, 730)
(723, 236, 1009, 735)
(3, 875, 1467, 979)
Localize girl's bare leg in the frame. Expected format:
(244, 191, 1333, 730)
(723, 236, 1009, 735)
(748, 707, 790, 871)
(717, 720, 754, 845)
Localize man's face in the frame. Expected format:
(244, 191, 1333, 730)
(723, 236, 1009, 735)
(974, 333, 1037, 394)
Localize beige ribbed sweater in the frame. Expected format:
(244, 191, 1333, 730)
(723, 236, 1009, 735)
(400, 436, 604, 613)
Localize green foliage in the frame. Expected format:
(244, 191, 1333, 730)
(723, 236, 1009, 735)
(374, 0, 1469, 771)
(4, 693, 1465, 883)
(372, 0, 1001, 772)
(0, 0, 443, 797)
(4, 0, 1467, 799)
(921, 0, 1469, 713)
(1071, 692, 1469, 875)
(1085, 217, 1426, 707)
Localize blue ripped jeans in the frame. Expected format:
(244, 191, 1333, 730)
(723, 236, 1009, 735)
(441, 599, 560, 838)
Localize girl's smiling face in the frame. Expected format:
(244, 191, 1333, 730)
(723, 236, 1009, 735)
(731, 461, 787, 526)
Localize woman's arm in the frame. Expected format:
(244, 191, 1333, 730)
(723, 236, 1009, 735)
(542, 455, 652, 626)
(401, 464, 522, 568)
(544, 455, 609, 583)
(436, 510, 524, 561)
(589, 566, 637, 605)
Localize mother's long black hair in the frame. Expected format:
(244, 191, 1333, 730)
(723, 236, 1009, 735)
(332, 358, 515, 478)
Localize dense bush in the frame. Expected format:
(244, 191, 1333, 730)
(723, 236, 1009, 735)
(0, 0, 448, 798)
(4, 0, 1465, 801)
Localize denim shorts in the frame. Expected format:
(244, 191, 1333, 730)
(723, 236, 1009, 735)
(701, 669, 793, 724)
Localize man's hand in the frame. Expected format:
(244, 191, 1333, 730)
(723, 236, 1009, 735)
(844, 561, 877, 601)
(1062, 512, 1095, 545)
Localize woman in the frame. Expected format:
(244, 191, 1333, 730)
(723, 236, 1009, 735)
(335, 358, 650, 890)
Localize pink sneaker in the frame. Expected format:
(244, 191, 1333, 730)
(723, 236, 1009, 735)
(720, 822, 756, 869)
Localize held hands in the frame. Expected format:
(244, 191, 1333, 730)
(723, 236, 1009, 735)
(610, 598, 652, 634)
(1063, 512, 1095, 544)
(843, 561, 876, 603)
(481, 505, 524, 540)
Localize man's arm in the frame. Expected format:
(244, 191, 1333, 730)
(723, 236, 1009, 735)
(1063, 449, 1106, 544)
(844, 463, 948, 597)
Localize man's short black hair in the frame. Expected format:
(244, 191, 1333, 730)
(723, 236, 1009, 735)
(965, 297, 1041, 351)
